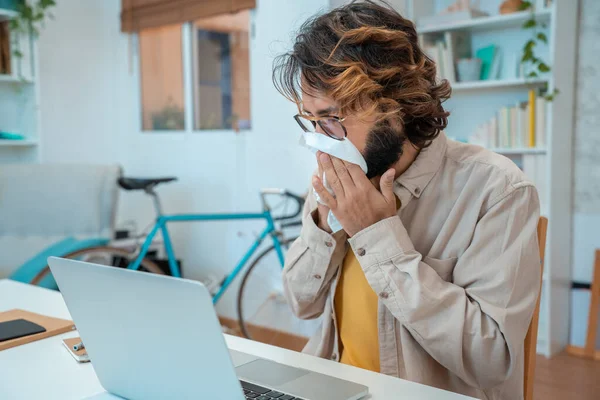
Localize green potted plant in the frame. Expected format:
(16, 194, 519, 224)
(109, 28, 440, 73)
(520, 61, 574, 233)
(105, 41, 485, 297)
(8, 0, 55, 69)
(519, 0, 559, 101)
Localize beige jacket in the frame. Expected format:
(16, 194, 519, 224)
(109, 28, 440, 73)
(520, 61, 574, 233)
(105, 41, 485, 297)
(282, 133, 541, 400)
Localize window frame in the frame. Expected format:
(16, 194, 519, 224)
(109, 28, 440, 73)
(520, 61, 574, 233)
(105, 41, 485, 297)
(135, 16, 252, 135)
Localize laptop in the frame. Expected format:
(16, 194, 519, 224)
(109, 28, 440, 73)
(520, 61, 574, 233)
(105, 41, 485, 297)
(48, 257, 368, 400)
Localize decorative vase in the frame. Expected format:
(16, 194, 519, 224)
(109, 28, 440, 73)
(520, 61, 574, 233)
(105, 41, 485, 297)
(457, 58, 482, 82)
(499, 0, 525, 14)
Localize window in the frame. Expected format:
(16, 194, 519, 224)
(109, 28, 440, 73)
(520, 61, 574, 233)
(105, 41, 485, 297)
(139, 24, 185, 131)
(138, 11, 251, 132)
(193, 11, 251, 130)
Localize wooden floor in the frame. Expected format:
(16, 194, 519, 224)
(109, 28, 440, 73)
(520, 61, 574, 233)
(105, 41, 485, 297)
(533, 352, 600, 400)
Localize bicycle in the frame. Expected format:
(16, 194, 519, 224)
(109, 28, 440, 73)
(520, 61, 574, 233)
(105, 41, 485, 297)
(32, 176, 310, 341)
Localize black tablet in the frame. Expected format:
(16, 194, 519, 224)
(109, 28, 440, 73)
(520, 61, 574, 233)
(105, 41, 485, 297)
(0, 318, 47, 342)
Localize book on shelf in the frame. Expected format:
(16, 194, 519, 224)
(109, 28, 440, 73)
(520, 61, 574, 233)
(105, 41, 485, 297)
(516, 101, 529, 148)
(423, 32, 471, 84)
(424, 43, 441, 81)
(450, 31, 471, 61)
(424, 34, 521, 87)
(502, 107, 510, 148)
(490, 116, 498, 148)
(536, 96, 547, 148)
(475, 45, 496, 81)
(424, 41, 452, 83)
(468, 95, 548, 152)
(489, 48, 502, 81)
(528, 90, 536, 147)
(510, 106, 517, 148)
(437, 41, 447, 82)
(442, 33, 456, 84)
(515, 102, 523, 148)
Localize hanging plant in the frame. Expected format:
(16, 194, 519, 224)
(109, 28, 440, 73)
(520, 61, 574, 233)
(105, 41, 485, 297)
(519, 0, 558, 101)
(8, 0, 55, 60)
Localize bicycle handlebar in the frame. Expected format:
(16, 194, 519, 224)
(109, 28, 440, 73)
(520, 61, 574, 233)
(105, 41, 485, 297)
(260, 188, 286, 195)
(259, 188, 305, 221)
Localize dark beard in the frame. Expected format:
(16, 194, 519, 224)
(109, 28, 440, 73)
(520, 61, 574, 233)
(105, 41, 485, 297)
(363, 120, 405, 179)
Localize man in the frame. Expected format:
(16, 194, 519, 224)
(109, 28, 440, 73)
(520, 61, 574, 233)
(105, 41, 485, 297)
(273, 1, 541, 399)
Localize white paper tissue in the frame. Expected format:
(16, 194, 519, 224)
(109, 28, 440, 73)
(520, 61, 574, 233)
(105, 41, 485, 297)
(299, 131, 368, 233)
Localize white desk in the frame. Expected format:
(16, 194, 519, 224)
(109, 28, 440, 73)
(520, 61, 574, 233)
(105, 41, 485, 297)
(0, 279, 475, 400)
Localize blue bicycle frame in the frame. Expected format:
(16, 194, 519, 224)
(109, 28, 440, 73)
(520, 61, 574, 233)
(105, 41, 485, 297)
(127, 210, 286, 304)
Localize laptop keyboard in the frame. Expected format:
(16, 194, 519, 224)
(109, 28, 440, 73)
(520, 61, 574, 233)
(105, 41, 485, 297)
(240, 380, 304, 400)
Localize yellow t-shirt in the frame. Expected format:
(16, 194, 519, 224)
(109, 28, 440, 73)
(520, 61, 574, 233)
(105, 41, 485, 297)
(334, 198, 400, 372)
(334, 246, 380, 372)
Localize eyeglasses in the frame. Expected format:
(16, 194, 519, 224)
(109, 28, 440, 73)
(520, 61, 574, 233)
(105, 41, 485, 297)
(294, 114, 348, 141)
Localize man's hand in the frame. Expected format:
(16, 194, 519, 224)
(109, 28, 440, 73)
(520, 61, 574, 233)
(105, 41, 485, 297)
(312, 152, 397, 237)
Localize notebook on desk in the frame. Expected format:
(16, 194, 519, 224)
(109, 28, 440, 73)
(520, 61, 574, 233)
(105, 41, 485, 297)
(0, 309, 75, 351)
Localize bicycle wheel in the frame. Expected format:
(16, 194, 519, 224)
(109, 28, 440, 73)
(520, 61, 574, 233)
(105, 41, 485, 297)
(236, 237, 321, 346)
(31, 246, 164, 286)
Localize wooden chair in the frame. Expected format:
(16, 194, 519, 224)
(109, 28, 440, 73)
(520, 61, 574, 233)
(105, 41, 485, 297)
(523, 216, 548, 400)
(566, 250, 600, 360)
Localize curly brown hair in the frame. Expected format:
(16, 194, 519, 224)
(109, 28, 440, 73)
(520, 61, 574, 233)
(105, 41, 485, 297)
(273, 0, 451, 148)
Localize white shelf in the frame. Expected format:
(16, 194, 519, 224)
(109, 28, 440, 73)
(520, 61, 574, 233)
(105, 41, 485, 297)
(0, 139, 38, 147)
(489, 147, 547, 155)
(452, 78, 548, 91)
(0, 75, 34, 84)
(0, 8, 17, 22)
(418, 9, 552, 35)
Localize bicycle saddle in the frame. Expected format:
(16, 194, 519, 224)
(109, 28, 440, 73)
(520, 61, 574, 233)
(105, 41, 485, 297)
(118, 177, 177, 191)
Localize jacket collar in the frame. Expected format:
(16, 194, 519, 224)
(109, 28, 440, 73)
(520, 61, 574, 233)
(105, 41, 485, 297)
(394, 132, 447, 199)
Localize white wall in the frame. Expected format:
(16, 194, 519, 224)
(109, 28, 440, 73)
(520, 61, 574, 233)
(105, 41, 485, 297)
(38, 0, 328, 318)
(572, 0, 600, 284)
(38, 0, 128, 166)
(569, 0, 600, 348)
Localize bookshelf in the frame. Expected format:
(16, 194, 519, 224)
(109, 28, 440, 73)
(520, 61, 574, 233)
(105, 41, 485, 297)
(405, 0, 578, 358)
(0, 6, 40, 163)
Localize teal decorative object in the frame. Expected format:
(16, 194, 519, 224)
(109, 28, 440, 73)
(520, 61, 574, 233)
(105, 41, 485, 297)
(0, 131, 25, 140)
(0, 0, 23, 11)
(475, 45, 496, 80)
